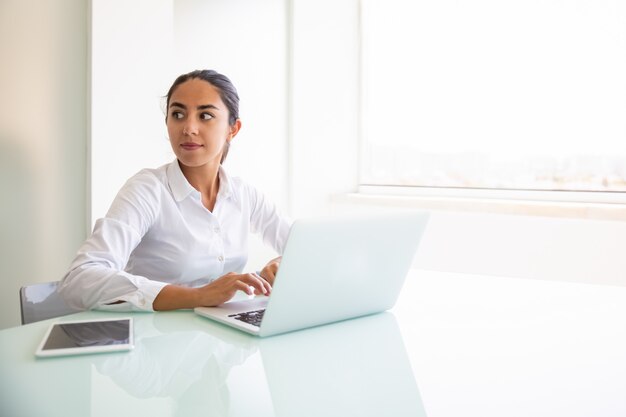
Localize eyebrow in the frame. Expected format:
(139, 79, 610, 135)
(169, 102, 220, 111)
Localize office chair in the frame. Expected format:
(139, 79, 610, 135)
(19, 281, 82, 325)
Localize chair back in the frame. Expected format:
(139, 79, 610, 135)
(19, 281, 81, 325)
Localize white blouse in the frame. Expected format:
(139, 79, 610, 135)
(59, 160, 291, 312)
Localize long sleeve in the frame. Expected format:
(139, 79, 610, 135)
(59, 170, 167, 311)
(245, 183, 292, 254)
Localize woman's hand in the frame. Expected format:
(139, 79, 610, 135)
(259, 256, 282, 286)
(196, 272, 272, 306)
(153, 272, 272, 311)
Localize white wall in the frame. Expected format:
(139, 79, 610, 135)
(0, 0, 88, 329)
(289, 0, 361, 218)
(90, 0, 176, 223)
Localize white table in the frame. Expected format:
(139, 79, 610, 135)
(1, 270, 625, 417)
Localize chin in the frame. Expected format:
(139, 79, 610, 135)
(176, 155, 219, 169)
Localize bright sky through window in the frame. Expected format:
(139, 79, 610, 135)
(360, 0, 626, 192)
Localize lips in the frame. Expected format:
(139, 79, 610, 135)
(180, 142, 203, 151)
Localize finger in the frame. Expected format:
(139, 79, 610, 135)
(268, 260, 280, 277)
(233, 280, 254, 295)
(247, 273, 271, 295)
(258, 272, 273, 294)
(268, 265, 278, 279)
(259, 266, 276, 285)
(252, 274, 272, 295)
(257, 275, 272, 295)
(262, 271, 275, 287)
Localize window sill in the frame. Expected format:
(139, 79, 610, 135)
(331, 187, 626, 222)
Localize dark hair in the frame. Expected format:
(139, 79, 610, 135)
(166, 69, 240, 124)
(166, 69, 240, 163)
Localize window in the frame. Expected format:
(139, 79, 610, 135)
(360, 0, 626, 196)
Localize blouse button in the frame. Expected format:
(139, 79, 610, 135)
(218, 255, 224, 262)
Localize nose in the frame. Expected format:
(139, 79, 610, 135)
(183, 120, 199, 136)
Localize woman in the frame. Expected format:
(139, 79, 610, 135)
(60, 70, 291, 311)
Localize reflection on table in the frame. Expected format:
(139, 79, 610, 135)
(3, 269, 626, 417)
(1, 308, 423, 417)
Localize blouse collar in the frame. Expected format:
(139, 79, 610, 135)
(167, 159, 234, 203)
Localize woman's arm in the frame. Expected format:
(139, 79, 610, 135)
(152, 272, 272, 311)
(245, 182, 292, 255)
(59, 171, 163, 311)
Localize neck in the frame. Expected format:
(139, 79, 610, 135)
(178, 160, 221, 210)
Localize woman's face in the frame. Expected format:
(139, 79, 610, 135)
(166, 78, 240, 169)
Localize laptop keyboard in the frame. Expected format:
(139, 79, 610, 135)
(228, 309, 265, 327)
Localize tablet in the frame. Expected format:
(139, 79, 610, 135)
(35, 317, 134, 358)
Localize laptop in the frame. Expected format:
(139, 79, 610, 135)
(194, 211, 429, 337)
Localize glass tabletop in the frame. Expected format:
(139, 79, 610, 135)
(2, 269, 626, 417)
(0, 307, 424, 417)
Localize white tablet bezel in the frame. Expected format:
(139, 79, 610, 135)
(35, 317, 134, 358)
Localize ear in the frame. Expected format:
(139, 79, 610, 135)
(228, 119, 242, 141)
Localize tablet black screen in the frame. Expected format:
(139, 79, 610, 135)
(42, 319, 130, 350)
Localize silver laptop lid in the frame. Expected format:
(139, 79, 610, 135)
(259, 211, 429, 337)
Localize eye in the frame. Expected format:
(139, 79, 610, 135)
(171, 111, 184, 120)
(200, 112, 214, 121)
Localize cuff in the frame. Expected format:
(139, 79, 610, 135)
(98, 280, 169, 312)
